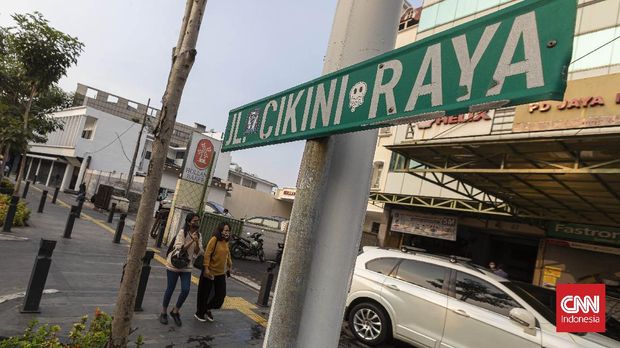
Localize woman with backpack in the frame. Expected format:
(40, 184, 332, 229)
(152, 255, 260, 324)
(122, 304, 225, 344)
(160, 213, 203, 326)
(195, 221, 232, 322)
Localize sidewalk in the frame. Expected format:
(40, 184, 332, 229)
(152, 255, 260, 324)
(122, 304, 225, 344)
(0, 182, 269, 347)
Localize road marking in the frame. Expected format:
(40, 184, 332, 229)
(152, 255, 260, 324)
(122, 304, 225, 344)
(29, 185, 268, 327)
(0, 289, 59, 304)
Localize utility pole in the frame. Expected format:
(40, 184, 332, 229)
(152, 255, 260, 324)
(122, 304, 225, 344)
(109, 1, 208, 346)
(263, 1, 401, 347)
(125, 98, 150, 197)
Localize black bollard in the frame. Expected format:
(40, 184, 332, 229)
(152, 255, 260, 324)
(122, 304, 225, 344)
(21, 239, 57, 313)
(63, 206, 78, 239)
(22, 181, 30, 199)
(76, 196, 85, 219)
(155, 221, 165, 248)
(134, 250, 155, 311)
(256, 261, 277, 307)
(107, 203, 116, 223)
(37, 190, 48, 213)
(113, 213, 127, 243)
(51, 187, 60, 204)
(2, 196, 20, 233)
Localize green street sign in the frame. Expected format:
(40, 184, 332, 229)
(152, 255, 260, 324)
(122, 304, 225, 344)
(222, 0, 576, 152)
(548, 222, 620, 247)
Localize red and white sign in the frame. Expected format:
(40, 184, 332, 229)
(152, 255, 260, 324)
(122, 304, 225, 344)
(193, 139, 214, 170)
(556, 284, 605, 333)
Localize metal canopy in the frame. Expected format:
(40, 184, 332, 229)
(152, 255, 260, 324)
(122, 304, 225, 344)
(388, 134, 620, 227)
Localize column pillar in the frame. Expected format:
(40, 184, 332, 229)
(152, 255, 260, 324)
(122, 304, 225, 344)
(60, 164, 74, 191)
(45, 161, 55, 187)
(74, 155, 91, 191)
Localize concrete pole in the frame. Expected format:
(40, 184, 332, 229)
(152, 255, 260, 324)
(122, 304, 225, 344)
(74, 155, 91, 191)
(45, 161, 54, 187)
(263, 1, 401, 347)
(125, 99, 150, 197)
(60, 164, 73, 191)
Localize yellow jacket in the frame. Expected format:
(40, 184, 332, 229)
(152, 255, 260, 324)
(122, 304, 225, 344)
(203, 236, 232, 276)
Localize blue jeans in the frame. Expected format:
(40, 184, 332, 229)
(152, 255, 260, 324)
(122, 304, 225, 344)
(162, 270, 191, 310)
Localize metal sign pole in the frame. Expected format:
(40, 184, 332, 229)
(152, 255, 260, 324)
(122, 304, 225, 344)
(263, 1, 401, 346)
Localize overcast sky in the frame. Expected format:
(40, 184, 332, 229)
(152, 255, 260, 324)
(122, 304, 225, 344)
(1, 1, 421, 187)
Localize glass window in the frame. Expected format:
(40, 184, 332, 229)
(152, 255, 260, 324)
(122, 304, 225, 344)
(389, 152, 407, 172)
(571, 27, 615, 72)
(366, 257, 399, 275)
(145, 151, 151, 160)
(418, 3, 439, 32)
(393, 259, 446, 293)
(455, 272, 522, 316)
(436, 0, 458, 27)
(476, 0, 501, 12)
(175, 151, 185, 159)
(455, 0, 478, 20)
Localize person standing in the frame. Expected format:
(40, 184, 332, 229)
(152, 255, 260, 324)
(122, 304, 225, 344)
(160, 213, 203, 326)
(195, 222, 232, 322)
(489, 261, 508, 279)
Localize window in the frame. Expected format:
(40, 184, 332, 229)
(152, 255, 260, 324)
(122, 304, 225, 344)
(175, 151, 185, 159)
(392, 259, 447, 293)
(366, 257, 399, 275)
(81, 130, 93, 139)
(81, 117, 97, 140)
(371, 222, 381, 234)
(173, 129, 191, 139)
(455, 272, 522, 317)
(247, 218, 263, 225)
(379, 127, 392, 136)
(371, 161, 384, 189)
(242, 179, 257, 189)
(145, 151, 151, 160)
(389, 152, 407, 172)
(229, 173, 241, 184)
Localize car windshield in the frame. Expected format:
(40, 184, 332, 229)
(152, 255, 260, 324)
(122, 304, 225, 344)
(503, 281, 556, 325)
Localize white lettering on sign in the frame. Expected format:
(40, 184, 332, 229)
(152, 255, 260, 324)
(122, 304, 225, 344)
(311, 79, 337, 130)
(369, 60, 403, 119)
(334, 74, 349, 125)
(405, 43, 443, 112)
(224, 113, 237, 146)
(561, 296, 600, 314)
(261, 100, 277, 139)
(487, 11, 544, 96)
(282, 90, 304, 135)
(453, 23, 500, 102)
(301, 86, 314, 132)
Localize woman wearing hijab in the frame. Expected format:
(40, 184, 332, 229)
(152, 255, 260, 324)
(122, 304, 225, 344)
(195, 221, 232, 322)
(159, 213, 203, 326)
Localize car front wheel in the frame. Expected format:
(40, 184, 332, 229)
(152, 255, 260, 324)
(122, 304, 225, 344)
(348, 302, 390, 346)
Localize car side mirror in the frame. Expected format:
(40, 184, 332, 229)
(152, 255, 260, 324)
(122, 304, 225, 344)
(509, 308, 536, 336)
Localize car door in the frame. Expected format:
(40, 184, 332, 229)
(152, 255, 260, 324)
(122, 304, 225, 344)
(440, 271, 542, 348)
(381, 259, 449, 348)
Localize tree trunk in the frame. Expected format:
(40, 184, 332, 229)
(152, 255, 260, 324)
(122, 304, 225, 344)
(0, 144, 6, 181)
(109, 1, 208, 346)
(13, 84, 36, 195)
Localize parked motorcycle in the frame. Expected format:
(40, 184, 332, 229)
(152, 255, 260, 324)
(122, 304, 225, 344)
(230, 231, 265, 262)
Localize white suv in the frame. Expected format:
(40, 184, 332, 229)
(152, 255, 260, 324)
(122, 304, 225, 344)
(345, 246, 619, 347)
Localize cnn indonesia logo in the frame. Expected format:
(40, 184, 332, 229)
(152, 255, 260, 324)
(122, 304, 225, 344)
(557, 284, 606, 332)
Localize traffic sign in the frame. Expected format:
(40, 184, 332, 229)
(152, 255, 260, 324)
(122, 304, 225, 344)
(223, 0, 576, 152)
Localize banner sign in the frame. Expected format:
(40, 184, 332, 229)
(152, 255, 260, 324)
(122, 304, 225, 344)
(222, 0, 576, 152)
(547, 222, 620, 247)
(391, 209, 457, 241)
(182, 133, 215, 185)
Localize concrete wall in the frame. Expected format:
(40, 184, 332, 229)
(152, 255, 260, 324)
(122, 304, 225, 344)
(224, 183, 292, 219)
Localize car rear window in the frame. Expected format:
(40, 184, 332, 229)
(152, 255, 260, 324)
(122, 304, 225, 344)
(393, 259, 447, 293)
(366, 257, 399, 275)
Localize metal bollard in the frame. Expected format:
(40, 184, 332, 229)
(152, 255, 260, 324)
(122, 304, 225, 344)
(155, 222, 165, 248)
(51, 187, 60, 204)
(21, 239, 57, 313)
(107, 203, 116, 223)
(256, 261, 277, 307)
(75, 196, 85, 219)
(63, 206, 78, 239)
(37, 190, 48, 213)
(134, 250, 155, 311)
(2, 196, 20, 233)
(22, 181, 30, 199)
(113, 213, 127, 243)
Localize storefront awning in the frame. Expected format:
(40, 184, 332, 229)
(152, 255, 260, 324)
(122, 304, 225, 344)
(388, 133, 620, 227)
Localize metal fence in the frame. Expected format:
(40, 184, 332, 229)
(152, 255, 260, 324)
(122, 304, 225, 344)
(199, 212, 244, 243)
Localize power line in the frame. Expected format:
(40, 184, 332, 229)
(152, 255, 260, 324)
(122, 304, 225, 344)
(88, 122, 136, 155)
(569, 34, 620, 66)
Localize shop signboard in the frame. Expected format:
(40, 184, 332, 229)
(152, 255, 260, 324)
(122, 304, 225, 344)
(547, 222, 620, 247)
(391, 209, 457, 241)
(181, 133, 218, 185)
(412, 110, 494, 140)
(222, 0, 576, 152)
(514, 73, 620, 132)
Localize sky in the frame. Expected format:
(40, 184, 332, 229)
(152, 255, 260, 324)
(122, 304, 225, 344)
(1, 0, 422, 188)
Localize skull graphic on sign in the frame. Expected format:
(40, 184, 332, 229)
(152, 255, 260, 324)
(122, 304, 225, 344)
(349, 81, 367, 112)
